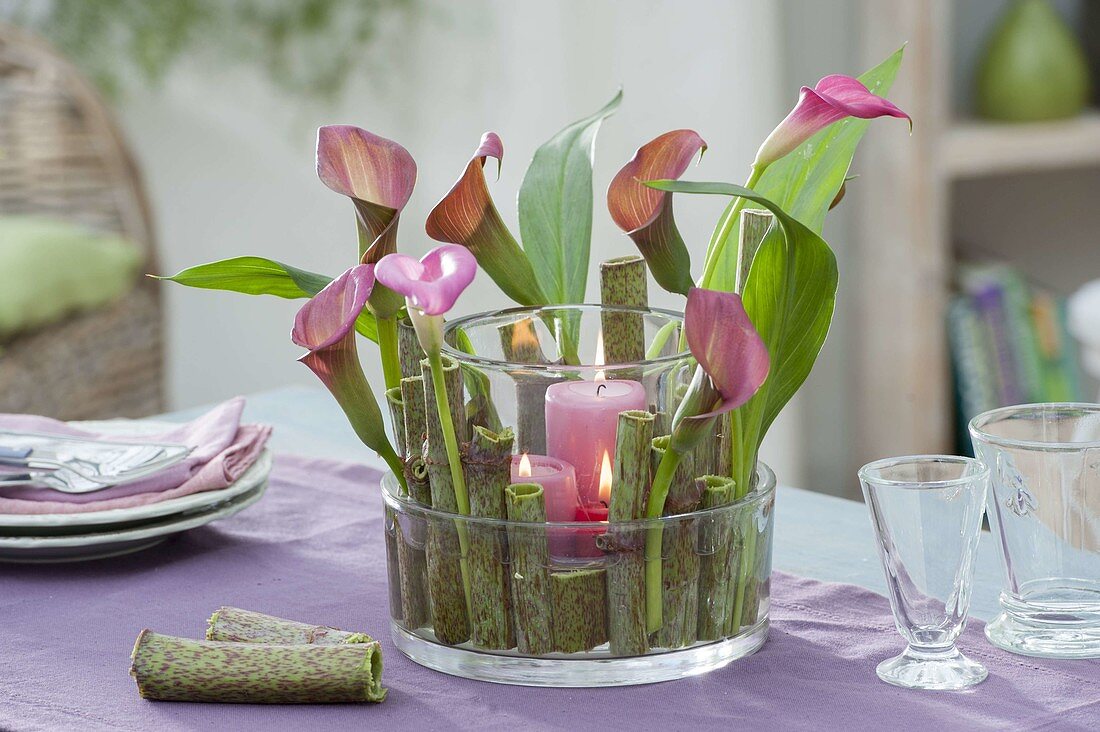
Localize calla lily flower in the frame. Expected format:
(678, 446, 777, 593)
(607, 130, 707, 296)
(670, 287, 770, 452)
(292, 264, 404, 479)
(316, 125, 416, 318)
(377, 244, 478, 524)
(375, 244, 478, 355)
(425, 133, 547, 306)
(754, 74, 910, 168)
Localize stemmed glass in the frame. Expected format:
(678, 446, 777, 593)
(858, 455, 990, 690)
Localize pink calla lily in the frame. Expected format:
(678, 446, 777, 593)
(316, 126, 416, 264)
(684, 287, 770, 417)
(670, 288, 770, 452)
(375, 245, 477, 317)
(292, 265, 403, 478)
(754, 74, 910, 168)
(607, 130, 707, 296)
(292, 264, 375, 352)
(317, 125, 415, 320)
(377, 244, 478, 520)
(425, 133, 547, 306)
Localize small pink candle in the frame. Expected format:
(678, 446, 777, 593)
(511, 453, 579, 558)
(510, 453, 579, 523)
(544, 379, 646, 504)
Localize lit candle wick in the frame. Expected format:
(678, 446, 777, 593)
(518, 452, 532, 478)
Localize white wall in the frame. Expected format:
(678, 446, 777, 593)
(118, 0, 811, 482)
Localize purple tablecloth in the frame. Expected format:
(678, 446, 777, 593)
(3, 455, 1098, 731)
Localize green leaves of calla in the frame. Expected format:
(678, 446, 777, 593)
(519, 90, 622, 304)
(155, 257, 378, 341)
(646, 181, 837, 453)
(427, 91, 622, 307)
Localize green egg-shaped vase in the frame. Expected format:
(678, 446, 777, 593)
(976, 0, 1091, 122)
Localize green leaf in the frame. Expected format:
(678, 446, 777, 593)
(155, 256, 378, 342)
(156, 256, 329, 297)
(518, 90, 621, 304)
(753, 46, 905, 233)
(646, 181, 837, 445)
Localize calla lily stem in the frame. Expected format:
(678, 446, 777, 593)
(697, 164, 765, 292)
(427, 350, 473, 610)
(376, 316, 402, 391)
(427, 352, 470, 516)
(643, 447, 683, 634)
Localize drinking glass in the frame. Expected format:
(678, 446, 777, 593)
(970, 404, 1100, 658)
(859, 455, 989, 690)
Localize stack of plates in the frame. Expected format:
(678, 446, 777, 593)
(0, 421, 271, 563)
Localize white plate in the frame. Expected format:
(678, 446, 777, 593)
(0, 420, 271, 533)
(0, 479, 268, 562)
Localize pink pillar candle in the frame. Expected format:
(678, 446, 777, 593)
(544, 379, 647, 505)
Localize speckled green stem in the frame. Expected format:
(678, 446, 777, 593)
(727, 467, 764, 635)
(385, 387, 407, 463)
(204, 607, 373, 645)
(715, 413, 733, 477)
(505, 483, 554, 655)
(421, 356, 470, 645)
(400, 377, 431, 505)
(696, 475, 738, 640)
(398, 314, 426, 380)
(737, 505, 771, 632)
(602, 409, 653, 656)
(692, 428, 717, 479)
(383, 387, 408, 617)
(499, 318, 552, 454)
(447, 325, 503, 435)
(599, 255, 647, 366)
(550, 568, 608, 653)
(464, 426, 516, 650)
(130, 631, 386, 703)
(650, 437, 703, 648)
(735, 209, 774, 295)
(394, 377, 431, 629)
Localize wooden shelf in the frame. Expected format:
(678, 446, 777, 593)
(941, 112, 1100, 179)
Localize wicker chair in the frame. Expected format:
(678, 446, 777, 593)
(0, 22, 164, 419)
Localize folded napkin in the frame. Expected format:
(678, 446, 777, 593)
(0, 397, 271, 515)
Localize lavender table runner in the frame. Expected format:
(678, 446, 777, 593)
(2, 455, 1097, 731)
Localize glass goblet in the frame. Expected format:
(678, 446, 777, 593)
(859, 455, 990, 690)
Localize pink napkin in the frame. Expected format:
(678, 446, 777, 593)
(0, 397, 271, 515)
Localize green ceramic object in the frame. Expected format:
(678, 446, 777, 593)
(976, 0, 1091, 122)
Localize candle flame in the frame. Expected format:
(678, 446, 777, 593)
(594, 331, 606, 382)
(518, 452, 532, 478)
(598, 450, 612, 504)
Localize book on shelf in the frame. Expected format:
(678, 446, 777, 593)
(949, 263, 1083, 454)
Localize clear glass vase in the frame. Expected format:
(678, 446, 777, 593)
(380, 304, 775, 686)
(381, 466, 774, 686)
(970, 404, 1100, 658)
